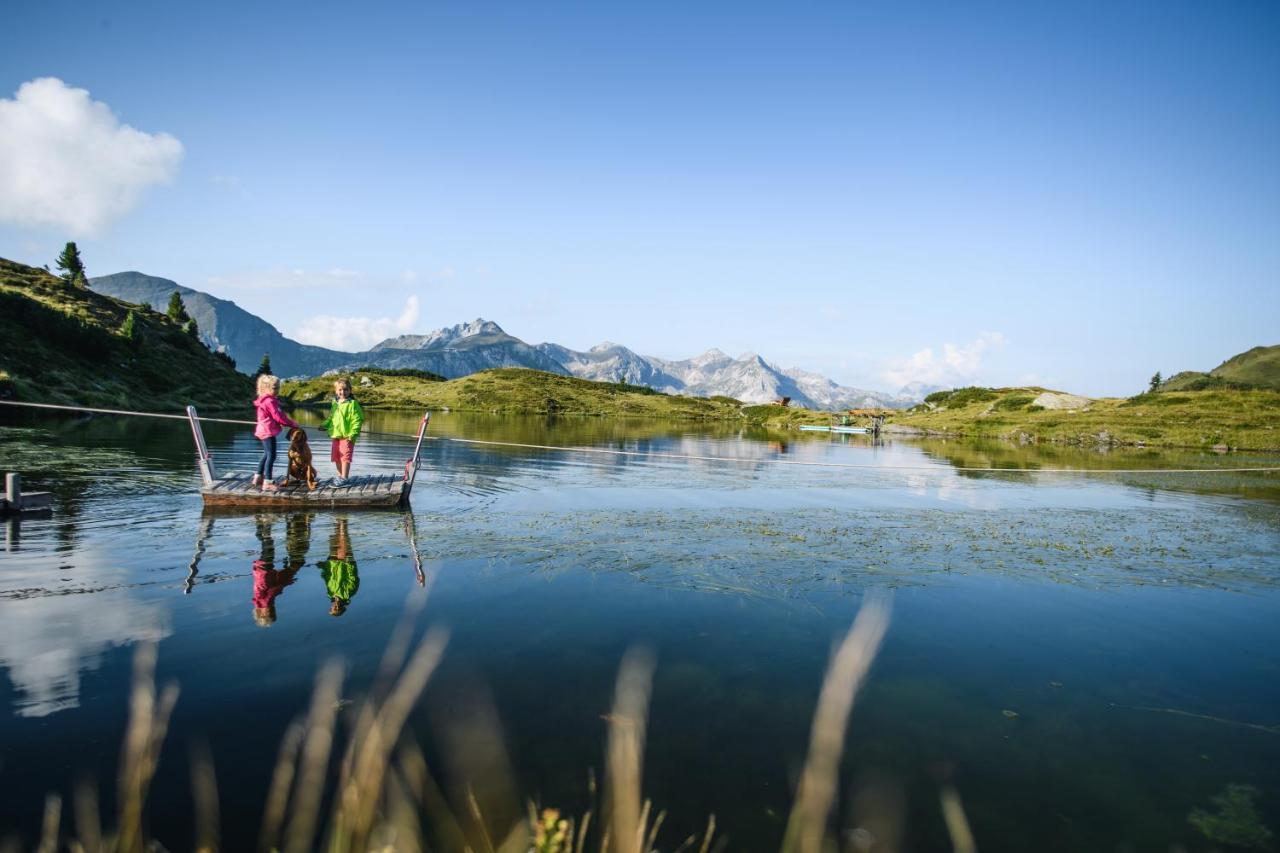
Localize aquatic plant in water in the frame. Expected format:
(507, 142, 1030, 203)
(1188, 784, 1273, 850)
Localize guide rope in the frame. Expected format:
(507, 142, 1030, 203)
(2, 399, 1278, 475)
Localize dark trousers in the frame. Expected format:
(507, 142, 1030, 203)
(257, 435, 277, 480)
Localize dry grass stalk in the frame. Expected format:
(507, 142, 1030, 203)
(116, 643, 180, 853)
(36, 794, 60, 853)
(282, 660, 344, 853)
(189, 741, 220, 853)
(782, 596, 892, 853)
(939, 786, 977, 853)
(30, 594, 940, 853)
(72, 779, 102, 853)
(333, 628, 449, 851)
(605, 647, 656, 853)
(258, 721, 306, 852)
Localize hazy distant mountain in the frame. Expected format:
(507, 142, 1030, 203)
(89, 271, 923, 407)
(894, 381, 948, 402)
(368, 319, 569, 377)
(90, 272, 350, 378)
(534, 341, 687, 390)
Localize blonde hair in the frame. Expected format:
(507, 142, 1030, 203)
(257, 374, 280, 396)
(333, 378, 353, 396)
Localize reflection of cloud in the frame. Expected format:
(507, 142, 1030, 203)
(0, 77, 183, 235)
(292, 295, 421, 351)
(881, 332, 1006, 389)
(0, 590, 169, 717)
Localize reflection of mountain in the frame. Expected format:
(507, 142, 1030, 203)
(0, 587, 169, 717)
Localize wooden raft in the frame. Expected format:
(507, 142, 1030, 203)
(188, 406, 431, 510)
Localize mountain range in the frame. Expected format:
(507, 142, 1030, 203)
(90, 272, 930, 409)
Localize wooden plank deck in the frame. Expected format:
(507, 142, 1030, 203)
(201, 472, 408, 508)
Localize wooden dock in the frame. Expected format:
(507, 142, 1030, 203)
(201, 472, 410, 508)
(188, 406, 431, 510)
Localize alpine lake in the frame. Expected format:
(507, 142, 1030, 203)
(1, 408, 1278, 852)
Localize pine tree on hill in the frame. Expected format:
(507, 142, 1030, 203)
(55, 242, 87, 288)
(120, 310, 139, 345)
(167, 291, 189, 324)
(184, 318, 200, 339)
(1149, 371, 1163, 393)
(256, 353, 272, 377)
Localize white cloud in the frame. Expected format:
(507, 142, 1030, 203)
(0, 77, 183, 235)
(881, 331, 1007, 389)
(293, 295, 421, 352)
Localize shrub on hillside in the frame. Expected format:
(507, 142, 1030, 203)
(349, 366, 446, 382)
(993, 395, 1035, 411)
(929, 387, 999, 406)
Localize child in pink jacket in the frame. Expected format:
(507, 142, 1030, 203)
(253, 374, 299, 491)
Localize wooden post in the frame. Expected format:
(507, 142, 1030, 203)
(186, 406, 218, 487)
(4, 473, 18, 505)
(405, 412, 431, 490)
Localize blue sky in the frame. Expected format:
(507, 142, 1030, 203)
(2, 1, 1277, 395)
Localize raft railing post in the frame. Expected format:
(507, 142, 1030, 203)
(405, 411, 431, 490)
(186, 405, 218, 488)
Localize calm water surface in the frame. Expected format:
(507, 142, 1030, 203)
(1, 410, 1278, 851)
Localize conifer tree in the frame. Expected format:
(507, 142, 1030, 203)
(120, 310, 139, 343)
(167, 292, 189, 323)
(256, 353, 272, 377)
(1149, 371, 1163, 393)
(55, 242, 87, 287)
(184, 318, 200, 339)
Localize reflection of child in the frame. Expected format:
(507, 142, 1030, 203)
(317, 517, 359, 617)
(251, 518, 302, 626)
(253, 563, 300, 626)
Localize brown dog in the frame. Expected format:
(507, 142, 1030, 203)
(285, 428, 319, 490)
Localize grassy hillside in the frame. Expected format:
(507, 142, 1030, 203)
(0, 257, 253, 411)
(887, 385, 1280, 451)
(1161, 344, 1280, 391)
(283, 366, 833, 425)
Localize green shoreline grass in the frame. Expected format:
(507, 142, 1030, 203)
(282, 367, 832, 428)
(285, 369, 1280, 452)
(884, 386, 1280, 452)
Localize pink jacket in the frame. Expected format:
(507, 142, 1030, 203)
(253, 394, 299, 439)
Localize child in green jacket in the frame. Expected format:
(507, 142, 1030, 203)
(321, 378, 365, 485)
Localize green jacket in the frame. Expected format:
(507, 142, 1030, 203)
(319, 559, 360, 603)
(322, 397, 365, 440)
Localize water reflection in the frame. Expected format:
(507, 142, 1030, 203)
(251, 514, 309, 626)
(318, 516, 359, 617)
(0, 552, 170, 717)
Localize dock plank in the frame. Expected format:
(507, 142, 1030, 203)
(201, 469, 416, 509)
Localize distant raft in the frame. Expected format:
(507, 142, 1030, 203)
(798, 425, 872, 434)
(187, 407, 430, 509)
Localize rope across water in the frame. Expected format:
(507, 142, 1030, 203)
(2, 399, 1278, 475)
